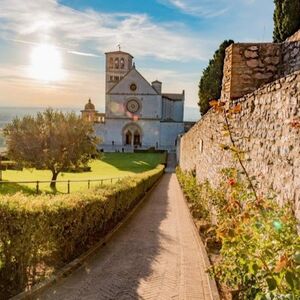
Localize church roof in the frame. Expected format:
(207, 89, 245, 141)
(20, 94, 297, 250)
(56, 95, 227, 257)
(162, 93, 184, 101)
(84, 98, 95, 110)
(107, 65, 159, 95)
(105, 50, 134, 58)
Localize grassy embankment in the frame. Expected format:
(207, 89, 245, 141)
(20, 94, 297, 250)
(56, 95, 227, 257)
(0, 153, 166, 194)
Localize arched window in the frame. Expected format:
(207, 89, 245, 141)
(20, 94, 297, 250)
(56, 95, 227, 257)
(109, 57, 113, 69)
(114, 58, 119, 69)
(120, 58, 125, 69)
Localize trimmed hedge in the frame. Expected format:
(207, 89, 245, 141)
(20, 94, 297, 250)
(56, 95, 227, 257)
(0, 165, 164, 299)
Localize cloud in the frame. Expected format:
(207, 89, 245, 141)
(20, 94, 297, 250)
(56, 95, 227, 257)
(0, 0, 211, 61)
(158, 0, 228, 17)
(158, 0, 256, 18)
(68, 51, 100, 57)
(7, 38, 100, 58)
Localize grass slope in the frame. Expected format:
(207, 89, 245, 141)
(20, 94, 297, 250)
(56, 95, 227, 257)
(0, 153, 166, 194)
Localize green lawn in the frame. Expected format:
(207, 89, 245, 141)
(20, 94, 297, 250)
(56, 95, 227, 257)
(0, 153, 166, 194)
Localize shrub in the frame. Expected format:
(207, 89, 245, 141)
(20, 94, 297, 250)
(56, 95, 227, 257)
(211, 169, 300, 299)
(0, 161, 23, 170)
(0, 165, 164, 298)
(176, 167, 300, 299)
(62, 166, 92, 173)
(176, 167, 210, 220)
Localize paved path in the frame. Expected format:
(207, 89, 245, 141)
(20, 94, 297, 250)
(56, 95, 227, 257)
(37, 174, 218, 300)
(165, 153, 177, 173)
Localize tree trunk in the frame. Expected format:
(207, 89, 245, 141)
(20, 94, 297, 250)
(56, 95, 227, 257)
(50, 172, 59, 190)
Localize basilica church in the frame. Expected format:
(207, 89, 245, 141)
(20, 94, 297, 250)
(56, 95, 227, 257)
(81, 50, 185, 152)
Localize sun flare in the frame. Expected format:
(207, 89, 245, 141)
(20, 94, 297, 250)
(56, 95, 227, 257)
(28, 44, 66, 82)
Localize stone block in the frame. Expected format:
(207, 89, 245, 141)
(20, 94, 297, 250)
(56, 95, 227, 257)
(264, 56, 280, 65)
(254, 72, 274, 80)
(244, 50, 259, 59)
(246, 59, 259, 68)
(248, 45, 259, 51)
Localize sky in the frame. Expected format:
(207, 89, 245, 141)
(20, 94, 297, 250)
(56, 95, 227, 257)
(0, 0, 274, 115)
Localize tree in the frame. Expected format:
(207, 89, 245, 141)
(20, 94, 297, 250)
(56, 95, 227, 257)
(273, 0, 300, 42)
(3, 109, 99, 190)
(198, 40, 234, 115)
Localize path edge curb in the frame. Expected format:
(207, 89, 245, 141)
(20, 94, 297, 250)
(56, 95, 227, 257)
(10, 173, 164, 300)
(175, 175, 220, 300)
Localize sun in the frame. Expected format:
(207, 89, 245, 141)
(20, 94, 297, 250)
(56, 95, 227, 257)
(28, 44, 66, 82)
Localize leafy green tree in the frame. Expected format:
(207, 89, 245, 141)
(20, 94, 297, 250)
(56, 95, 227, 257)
(198, 40, 234, 115)
(273, 0, 300, 42)
(3, 109, 99, 189)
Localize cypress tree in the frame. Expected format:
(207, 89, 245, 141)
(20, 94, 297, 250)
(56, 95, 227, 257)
(273, 0, 300, 42)
(198, 40, 234, 115)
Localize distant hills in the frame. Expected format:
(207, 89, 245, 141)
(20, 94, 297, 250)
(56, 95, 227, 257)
(0, 107, 78, 129)
(0, 106, 200, 128)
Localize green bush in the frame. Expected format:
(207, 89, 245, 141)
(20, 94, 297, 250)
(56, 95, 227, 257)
(176, 167, 210, 220)
(176, 167, 300, 299)
(0, 165, 164, 298)
(0, 161, 23, 170)
(211, 169, 300, 299)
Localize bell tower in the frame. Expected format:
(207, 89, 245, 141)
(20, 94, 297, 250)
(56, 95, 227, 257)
(105, 48, 133, 93)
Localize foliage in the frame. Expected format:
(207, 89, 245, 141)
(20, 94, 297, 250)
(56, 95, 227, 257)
(0, 165, 164, 299)
(176, 167, 210, 220)
(211, 169, 300, 300)
(3, 109, 99, 189)
(198, 40, 234, 115)
(176, 167, 300, 299)
(273, 0, 300, 42)
(209, 99, 258, 200)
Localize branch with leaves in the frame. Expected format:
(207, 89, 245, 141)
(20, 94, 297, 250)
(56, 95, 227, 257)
(209, 100, 258, 201)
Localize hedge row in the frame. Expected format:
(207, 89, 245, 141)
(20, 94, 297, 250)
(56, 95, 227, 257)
(0, 165, 164, 299)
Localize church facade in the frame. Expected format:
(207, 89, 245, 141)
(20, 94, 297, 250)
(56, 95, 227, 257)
(81, 50, 185, 152)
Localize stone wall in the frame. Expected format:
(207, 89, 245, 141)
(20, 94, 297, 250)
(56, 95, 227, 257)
(220, 44, 233, 102)
(287, 29, 300, 42)
(180, 71, 300, 220)
(282, 40, 300, 76)
(221, 30, 300, 102)
(221, 43, 281, 101)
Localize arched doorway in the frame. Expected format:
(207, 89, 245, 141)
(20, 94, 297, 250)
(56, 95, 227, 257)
(133, 130, 140, 146)
(125, 130, 132, 145)
(123, 124, 142, 147)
